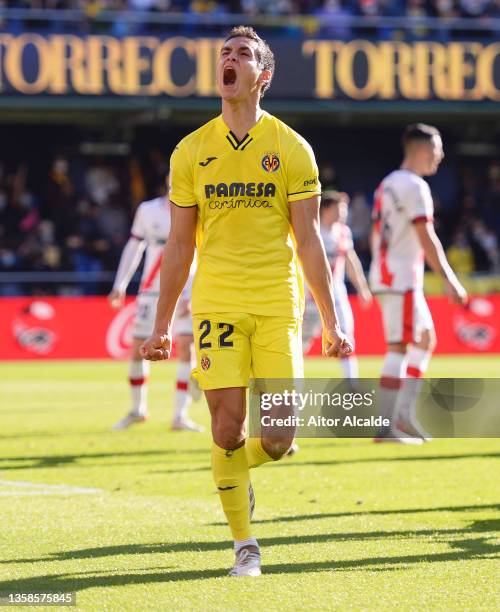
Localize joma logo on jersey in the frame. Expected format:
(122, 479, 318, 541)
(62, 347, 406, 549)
(205, 182, 276, 198)
(262, 154, 280, 173)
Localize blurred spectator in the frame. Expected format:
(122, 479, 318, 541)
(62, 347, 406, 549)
(140, 148, 168, 200)
(431, 0, 460, 18)
(446, 229, 475, 274)
(97, 199, 129, 263)
(460, 0, 491, 16)
(489, 0, 500, 16)
(45, 156, 75, 241)
(351, 0, 381, 17)
(348, 190, 371, 241)
(470, 219, 500, 273)
(319, 162, 340, 190)
(405, 0, 431, 39)
(482, 161, 500, 237)
(128, 0, 158, 8)
(459, 194, 479, 226)
(64, 198, 111, 294)
(316, 0, 352, 38)
(347, 190, 372, 267)
(190, 0, 219, 12)
(84, 160, 120, 207)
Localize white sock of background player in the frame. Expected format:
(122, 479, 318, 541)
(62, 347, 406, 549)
(377, 351, 408, 425)
(173, 360, 192, 423)
(396, 346, 432, 425)
(340, 354, 359, 379)
(128, 359, 150, 417)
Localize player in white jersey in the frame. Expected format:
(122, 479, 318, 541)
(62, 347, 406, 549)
(369, 124, 467, 442)
(108, 186, 203, 432)
(304, 191, 372, 378)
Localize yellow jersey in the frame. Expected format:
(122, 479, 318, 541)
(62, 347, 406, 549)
(169, 110, 321, 318)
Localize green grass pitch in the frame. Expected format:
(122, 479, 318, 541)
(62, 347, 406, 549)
(0, 356, 499, 611)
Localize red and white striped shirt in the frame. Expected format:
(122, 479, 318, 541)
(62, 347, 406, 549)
(113, 197, 194, 300)
(369, 169, 434, 293)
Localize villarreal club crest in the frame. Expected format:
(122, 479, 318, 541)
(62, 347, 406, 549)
(262, 154, 280, 173)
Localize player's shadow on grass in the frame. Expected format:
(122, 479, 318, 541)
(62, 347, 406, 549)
(2, 451, 497, 473)
(154, 451, 500, 475)
(247, 502, 500, 526)
(0, 448, 209, 471)
(3, 515, 498, 564)
(1, 520, 498, 590)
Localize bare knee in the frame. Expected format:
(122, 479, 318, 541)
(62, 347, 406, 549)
(131, 338, 144, 361)
(417, 329, 437, 352)
(387, 342, 407, 354)
(213, 418, 246, 449)
(261, 436, 294, 460)
(206, 388, 246, 450)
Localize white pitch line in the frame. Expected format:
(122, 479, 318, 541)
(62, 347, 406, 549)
(0, 479, 104, 495)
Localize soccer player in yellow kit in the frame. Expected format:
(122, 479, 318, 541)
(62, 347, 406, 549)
(140, 26, 353, 576)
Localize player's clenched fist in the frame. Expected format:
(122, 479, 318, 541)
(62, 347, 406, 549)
(444, 278, 468, 306)
(108, 289, 125, 310)
(322, 326, 354, 358)
(140, 333, 172, 361)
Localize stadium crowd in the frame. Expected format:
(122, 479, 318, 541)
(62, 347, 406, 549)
(1, 149, 499, 295)
(2, 1, 498, 45)
(2, 0, 499, 19)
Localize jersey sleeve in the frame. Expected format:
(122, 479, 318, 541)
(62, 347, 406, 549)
(408, 180, 434, 223)
(130, 205, 146, 240)
(286, 140, 322, 203)
(169, 141, 197, 207)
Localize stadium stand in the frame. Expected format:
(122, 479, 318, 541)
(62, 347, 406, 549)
(0, 4, 499, 294)
(1, 143, 499, 295)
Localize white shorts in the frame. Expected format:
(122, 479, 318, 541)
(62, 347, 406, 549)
(377, 290, 434, 345)
(133, 293, 193, 340)
(302, 284, 353, 346)
(333, 285, 354, 337)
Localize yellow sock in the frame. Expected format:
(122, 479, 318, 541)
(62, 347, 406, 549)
(211, 443, 251, 541)
(245, 437, 273, 469)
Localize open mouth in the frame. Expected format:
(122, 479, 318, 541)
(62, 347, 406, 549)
(223, 66, 237, 86)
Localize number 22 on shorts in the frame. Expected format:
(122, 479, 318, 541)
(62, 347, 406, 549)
(198, 320, 234, 349)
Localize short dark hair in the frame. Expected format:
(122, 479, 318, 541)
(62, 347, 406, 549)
(321, 190, 349, 210)
(224, 26, 275, 97)
(402, 123, 440, 150)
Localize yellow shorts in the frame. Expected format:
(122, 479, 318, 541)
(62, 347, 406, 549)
(191, 313, 303, 390)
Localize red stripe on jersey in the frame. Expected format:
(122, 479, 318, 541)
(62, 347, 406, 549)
(402, 291, 414, 344)
(407, 365, 423, 378)
(176, 380, 188, 391)
(373, 181, 393, 287)
(372, 183, 383, 233)
(380, 376, 402, 389)
(141, 252, 163, 291)
(412, 216, 433, 224)
(380, 245, 394, 287)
